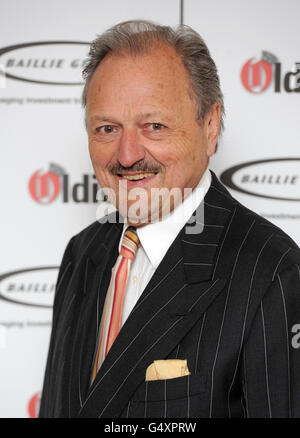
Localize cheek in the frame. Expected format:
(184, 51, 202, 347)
(157, 137, 200, 170)
(89, 141, 113, 169)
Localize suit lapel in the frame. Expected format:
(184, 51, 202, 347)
(67, 221, 123, 416)
(77, 172, 235, 418)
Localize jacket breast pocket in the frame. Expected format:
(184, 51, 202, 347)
(124, 373, 208, 418)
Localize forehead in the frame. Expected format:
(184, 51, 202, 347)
(86, 43, 193, 109)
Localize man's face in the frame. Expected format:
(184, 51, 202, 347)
(86, 43, 220, 225)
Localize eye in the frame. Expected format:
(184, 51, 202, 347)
(150, 123, 164, 131)
(96, 125, 117, 134)
(144, 122, 166, 132)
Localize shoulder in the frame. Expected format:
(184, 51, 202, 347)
(233, 195, 300, 272)
(71, 220, 103, 256)
(64, 213, 121, 262)
(209, 171, 300, 281)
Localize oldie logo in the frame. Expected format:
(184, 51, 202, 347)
(241, 51, 300, 93)
(220, 158, 300, 201)
(0, 41, 89, 85)
(28, 392, 41, 418)
(0, 266, 58, 308)
(28, 163, 99, 204)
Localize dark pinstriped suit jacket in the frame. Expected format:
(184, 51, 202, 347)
(39, 171, 300, 418)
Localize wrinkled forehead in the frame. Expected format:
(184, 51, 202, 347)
(85, 44, 195, 114)
(95, 39, 188, 76)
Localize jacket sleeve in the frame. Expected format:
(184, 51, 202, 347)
(241, 263, 300, 417)
(38, 236, 75, 418)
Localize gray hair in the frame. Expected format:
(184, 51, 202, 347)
(82, 20, 224, 135)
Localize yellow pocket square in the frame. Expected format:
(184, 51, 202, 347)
(145, 359, 190, 381)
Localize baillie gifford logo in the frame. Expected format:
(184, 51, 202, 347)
(0, 41, 89, 85)
(241, 51, 300, 93)
(28, 163, 99, 204)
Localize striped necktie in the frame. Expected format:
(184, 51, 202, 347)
(91, 226, 140, 384)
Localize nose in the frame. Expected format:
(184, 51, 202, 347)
(117, 128, 145, 168)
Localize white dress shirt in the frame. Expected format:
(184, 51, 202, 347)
(119, 169, 212, 326)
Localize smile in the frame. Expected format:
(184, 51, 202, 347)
(116, 172, 158, 187)
(119, 172, 156, 181)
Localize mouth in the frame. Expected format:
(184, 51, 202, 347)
(117, 171, 158, 185)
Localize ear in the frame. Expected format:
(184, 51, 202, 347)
(205, 103, 221, 157)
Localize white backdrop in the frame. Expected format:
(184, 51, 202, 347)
(0, 0, 299, 417)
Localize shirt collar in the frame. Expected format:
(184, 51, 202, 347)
(119, 168, 211, 269)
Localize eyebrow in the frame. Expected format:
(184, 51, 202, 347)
(90, 112, 171, 123)
(90, 115, 116, 123)
(137, 111, 168, 119)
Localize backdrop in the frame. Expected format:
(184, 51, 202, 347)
(0, 0, 299, 418)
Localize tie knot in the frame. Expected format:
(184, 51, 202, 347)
(120, 226, 140, 260)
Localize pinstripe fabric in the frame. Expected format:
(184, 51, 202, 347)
(39, 171, 300, 418)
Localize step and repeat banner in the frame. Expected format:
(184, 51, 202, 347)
(0, 0, 299, 417)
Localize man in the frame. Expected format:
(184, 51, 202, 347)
(39, 20, 300, 418)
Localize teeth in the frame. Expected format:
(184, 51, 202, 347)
(121, 173, 154, 181)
